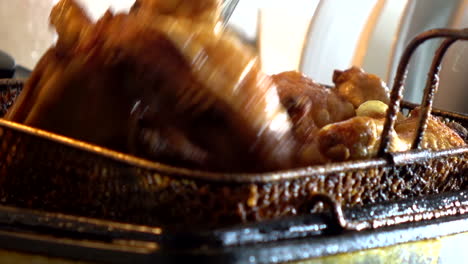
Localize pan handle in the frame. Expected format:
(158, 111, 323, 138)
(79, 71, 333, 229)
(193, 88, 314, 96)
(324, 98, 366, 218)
(378, 28, 468, 157)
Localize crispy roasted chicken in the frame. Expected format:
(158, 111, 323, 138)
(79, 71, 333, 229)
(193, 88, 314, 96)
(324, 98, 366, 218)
(272, 71, 355, 165)
(333, 66, 390, 107)
(317, 101, 466, 162)
(5, 0, 466, 172)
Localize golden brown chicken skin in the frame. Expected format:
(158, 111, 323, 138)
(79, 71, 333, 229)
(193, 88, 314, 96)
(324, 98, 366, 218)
(272, 71, 355, 141)
(395, 108, 467, 151)
(333, 66, 390, 107)
(272, 71, 355, 164)
(318, 102, 466, 162)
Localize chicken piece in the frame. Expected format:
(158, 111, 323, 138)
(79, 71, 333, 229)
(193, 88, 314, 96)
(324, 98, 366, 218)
(333, 66, 390, 107)
(272, 71, 355, 142)
(317, 102, 466, 162)
(318, 116, 408, 161)
(6, 0, 296, 172)
(447, 121, 468, 143)
(317, 100, 396, 161)
(395, 108, 466, 150)
(272, 71, 355, 165)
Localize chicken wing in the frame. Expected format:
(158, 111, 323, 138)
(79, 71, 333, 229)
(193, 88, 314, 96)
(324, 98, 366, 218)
(272, 71, 355, 140)
(272, 71, 355, 164)
(333, 66, 390, 107)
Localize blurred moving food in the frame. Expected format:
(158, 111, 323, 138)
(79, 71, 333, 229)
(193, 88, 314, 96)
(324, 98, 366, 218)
(6, 0, 296, 172)
(4, 0, 467, 173)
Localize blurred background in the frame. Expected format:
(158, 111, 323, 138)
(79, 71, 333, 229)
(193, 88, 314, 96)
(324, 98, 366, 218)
(1, 0, 467, 113)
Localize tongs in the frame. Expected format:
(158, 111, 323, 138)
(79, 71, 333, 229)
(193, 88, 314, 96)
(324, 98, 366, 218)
(221, 0, 240, 26)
